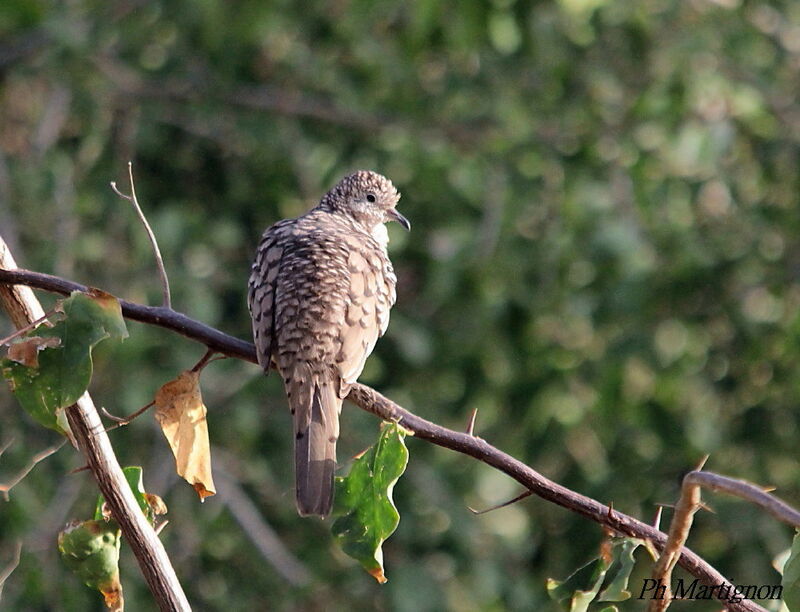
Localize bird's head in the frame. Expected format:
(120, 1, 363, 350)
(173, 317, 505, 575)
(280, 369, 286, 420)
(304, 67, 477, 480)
(321, 170, 410, 237)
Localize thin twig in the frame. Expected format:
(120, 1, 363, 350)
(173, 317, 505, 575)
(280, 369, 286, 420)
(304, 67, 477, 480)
(101, 349, 219, 428)
(111, 162, 172, 309)
(100, 406, 130, 424)
(102, 401, 155, 430)
(0, 438, 13, 459)
(685, 471, 800, 527)
(0, 440, 66, 501)
(0, 308, 55, 346)
(0, 267, 773, 612)
(468, 490, 532, 515)
(191, 349, 219, 373)
(0, 540, 22, 599)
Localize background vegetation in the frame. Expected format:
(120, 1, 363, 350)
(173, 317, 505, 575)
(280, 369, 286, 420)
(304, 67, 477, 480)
(2, 1, 800, 610)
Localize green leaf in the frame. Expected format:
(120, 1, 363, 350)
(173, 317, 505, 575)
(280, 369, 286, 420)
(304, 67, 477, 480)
(1, 290, 127, 433)
(58, 519, 123, 611)
(331, 422, 409, 583)
(599, 537, 644, 602)
(94, 466, 167, 525)
(547, 555, 612, 612)
(781, 529, 800, 611)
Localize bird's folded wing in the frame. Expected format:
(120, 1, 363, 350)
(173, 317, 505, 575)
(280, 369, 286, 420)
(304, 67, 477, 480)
(248, 221, 291, 370)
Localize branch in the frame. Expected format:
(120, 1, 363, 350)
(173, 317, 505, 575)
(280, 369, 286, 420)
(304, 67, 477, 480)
(650, 468, 800, 611)
(649, 463, 705, 612)
(0, 247, 190, 611)
(685, 471, 800, 526)
(0, 439, 67, 501)
(0, 266, 770, 612)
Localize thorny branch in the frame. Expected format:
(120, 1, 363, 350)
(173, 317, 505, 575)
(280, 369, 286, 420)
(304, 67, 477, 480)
(649, 467, 800, 612)
(0, 266, 776, 612)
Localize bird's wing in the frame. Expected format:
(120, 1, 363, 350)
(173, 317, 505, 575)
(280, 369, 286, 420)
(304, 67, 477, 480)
(248, 219, 292, 371)
(335, 242, 397, 394)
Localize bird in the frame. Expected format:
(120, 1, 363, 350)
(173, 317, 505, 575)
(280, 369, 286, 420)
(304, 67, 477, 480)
(248, 170, 410, 517)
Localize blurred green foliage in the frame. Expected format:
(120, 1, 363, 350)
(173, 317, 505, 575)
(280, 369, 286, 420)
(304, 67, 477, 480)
(2, 0, 800, 610)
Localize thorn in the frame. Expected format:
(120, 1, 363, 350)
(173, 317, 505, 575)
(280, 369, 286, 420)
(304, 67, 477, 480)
(154, 519, 169, 536)
(352, 445, 371, 461)
(465, 408, 478, 436)
(697, 501, 715, 514)
(694, 454, 710, 471)
(762, 485, 777, 493)
(653, 506, 663, 530)
(607, 501, 615, 520)
(69, 464, 91, 474)
(468, 490, 532, 515)
(654, 502, 675, 511)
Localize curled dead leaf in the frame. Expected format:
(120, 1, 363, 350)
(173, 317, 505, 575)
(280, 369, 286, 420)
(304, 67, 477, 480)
(154, 370, 216, 500)
(143, 492, 168, 516)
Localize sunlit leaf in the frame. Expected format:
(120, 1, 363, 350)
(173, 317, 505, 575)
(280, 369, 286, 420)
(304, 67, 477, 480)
(94, 466, 167, 525)
(154, 370, 216, 500)
(1, 290, 127, 433)
(331, 422, 409, 583)
(58, 519, 123, 611)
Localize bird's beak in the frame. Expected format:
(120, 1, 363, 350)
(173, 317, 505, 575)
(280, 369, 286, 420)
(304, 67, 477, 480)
(387, 208, 411, 231)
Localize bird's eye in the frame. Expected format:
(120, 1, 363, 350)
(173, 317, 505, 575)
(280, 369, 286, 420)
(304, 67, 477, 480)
(366, 193, 376, 203)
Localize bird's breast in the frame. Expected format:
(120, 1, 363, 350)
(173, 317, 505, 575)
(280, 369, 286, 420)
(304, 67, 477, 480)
(370, 223, 389, 248)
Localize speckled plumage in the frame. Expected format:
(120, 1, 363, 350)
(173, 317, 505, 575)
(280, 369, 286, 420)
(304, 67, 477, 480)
(248, 171, 409, 516)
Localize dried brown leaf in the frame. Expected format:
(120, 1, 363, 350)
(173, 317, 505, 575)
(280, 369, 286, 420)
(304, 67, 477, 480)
(6, 336, 61, 367)
(143, 492, 168, 516)
(154, 370, 215, 500)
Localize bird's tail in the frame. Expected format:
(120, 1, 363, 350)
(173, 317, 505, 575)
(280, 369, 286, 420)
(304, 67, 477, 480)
(288, 371, 341, 517)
